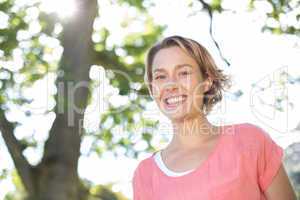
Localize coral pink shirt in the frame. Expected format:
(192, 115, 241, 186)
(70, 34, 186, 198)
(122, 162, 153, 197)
(132, 123, 284, 200)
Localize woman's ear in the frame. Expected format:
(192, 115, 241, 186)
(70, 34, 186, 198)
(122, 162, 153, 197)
(204, 77, 212, 93)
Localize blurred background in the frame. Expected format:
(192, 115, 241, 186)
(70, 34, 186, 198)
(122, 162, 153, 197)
(0, 0, 300, 199)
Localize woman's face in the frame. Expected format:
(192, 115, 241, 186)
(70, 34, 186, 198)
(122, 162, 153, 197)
(151, 46, 211, 121)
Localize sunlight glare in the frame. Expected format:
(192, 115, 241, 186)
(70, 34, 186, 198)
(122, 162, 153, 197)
(40, 0, 77, 18)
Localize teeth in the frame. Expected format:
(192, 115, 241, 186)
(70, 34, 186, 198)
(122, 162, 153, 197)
(166, 95, 186, 104)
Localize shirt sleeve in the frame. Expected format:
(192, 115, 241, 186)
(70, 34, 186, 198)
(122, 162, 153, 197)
(257, 126, 284, 192)
(132, 166, 142, 200)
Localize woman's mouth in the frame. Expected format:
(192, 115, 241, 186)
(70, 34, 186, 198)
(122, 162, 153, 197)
(163, 95, 187, 110)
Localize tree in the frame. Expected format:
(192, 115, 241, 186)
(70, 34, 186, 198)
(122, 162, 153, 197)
(3, 172, 128, 200)
(0, 0, 98, 198)
(0, 0, 163, 199)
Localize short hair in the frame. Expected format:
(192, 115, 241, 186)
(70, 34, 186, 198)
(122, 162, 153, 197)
(144, 35, 232, 116)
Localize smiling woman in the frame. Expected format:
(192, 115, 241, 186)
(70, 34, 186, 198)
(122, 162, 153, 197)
(144, 36, 231, 118)
(132, 35, 297, 200)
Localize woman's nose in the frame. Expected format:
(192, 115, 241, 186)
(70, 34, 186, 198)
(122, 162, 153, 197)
(164, 79, 179, 92)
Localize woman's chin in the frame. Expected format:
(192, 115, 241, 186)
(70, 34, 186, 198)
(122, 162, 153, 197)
(161, 105, 203, 121)
(162, 108, 190, 120)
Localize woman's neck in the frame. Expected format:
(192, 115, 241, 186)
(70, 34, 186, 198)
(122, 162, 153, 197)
(169, 114, 220, 150)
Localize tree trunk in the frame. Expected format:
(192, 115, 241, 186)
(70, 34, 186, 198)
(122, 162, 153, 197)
(0, 0, 98, 199)
(33, 1, 98, 199)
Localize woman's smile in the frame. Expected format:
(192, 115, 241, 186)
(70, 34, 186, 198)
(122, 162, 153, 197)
(163, 94, 188, 110)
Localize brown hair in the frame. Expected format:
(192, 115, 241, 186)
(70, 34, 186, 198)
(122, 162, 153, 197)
(144, 35, 232, 116)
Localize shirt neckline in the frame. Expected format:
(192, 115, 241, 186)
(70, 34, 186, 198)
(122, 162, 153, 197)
(154, 151, 196, 177)
(151, 124, 234, 179)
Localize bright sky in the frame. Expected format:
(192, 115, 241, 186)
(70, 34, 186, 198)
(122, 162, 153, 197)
(1, 0, 300, 199)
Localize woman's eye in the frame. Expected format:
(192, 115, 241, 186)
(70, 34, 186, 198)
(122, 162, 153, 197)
(154, 75, 166, 80)
(179, 71, 191, 76)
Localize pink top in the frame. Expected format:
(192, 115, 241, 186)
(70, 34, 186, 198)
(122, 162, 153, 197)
(132, 123, 284, 200)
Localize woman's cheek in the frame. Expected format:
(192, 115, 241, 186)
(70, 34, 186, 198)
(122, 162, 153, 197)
(187, 82, 203, 109)
(150, 81, 160, 99)
(180, 76, 196, 90)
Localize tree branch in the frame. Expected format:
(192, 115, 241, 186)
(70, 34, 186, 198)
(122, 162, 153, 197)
(197, 0, 231, 67)
(294, 121, 300, 132)
(0, 109, 35, 195)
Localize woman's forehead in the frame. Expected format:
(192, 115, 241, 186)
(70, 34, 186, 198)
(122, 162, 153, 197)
(152, 47, 197, 72)
(153, 64, 193, 74)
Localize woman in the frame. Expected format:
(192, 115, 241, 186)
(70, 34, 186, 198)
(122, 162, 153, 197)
(132, 35, 296, 200)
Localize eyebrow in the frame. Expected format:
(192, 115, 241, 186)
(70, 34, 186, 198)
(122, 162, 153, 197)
(153, 64, 193, 73)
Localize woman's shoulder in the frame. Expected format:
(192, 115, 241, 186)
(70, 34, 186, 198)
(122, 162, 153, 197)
(132, 153, 156, 192)
(133, 153, 155, 178)
(230, 122, 281, 153)
(234, 122, 273, 140)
